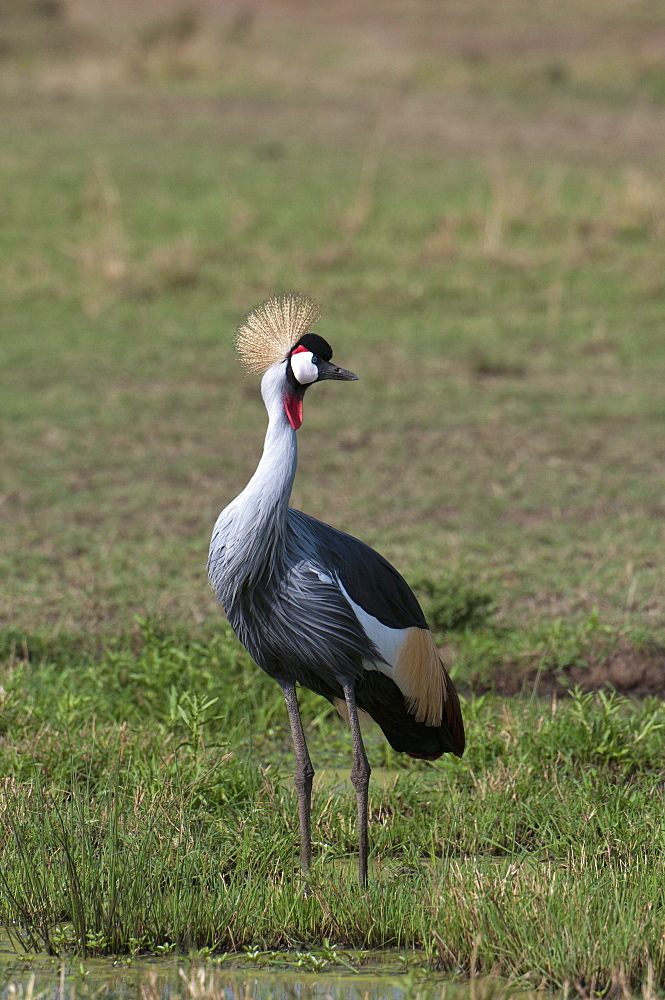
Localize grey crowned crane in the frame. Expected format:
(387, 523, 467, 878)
(208, 294, 464, 886)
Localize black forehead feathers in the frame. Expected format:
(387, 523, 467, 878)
(293, 332, 333, 362)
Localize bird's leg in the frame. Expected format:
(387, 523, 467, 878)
(342, 682, 371, 888)
(281, 682, 315, 876)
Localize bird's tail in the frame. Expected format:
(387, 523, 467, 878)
(354, 667, 465, 759)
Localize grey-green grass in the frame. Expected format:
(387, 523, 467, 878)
(1, 624, 665, 987)
(2, 1, 665, 640)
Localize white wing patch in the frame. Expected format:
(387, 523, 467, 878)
(338, 580, 446, 727)
(337, 582, 409, 674)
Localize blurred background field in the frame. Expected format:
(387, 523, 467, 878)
(2, 0, 665, 652)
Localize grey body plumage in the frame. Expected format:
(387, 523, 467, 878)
(209, 365, 373, 685)
(209, 296, 465, 884)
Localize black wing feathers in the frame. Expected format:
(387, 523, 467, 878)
(288, 509, 427, 630)
(356, 671, 462, 758)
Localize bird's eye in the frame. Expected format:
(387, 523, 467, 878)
(311, 355, 318, 364)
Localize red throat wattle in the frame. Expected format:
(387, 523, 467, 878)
(283, 392, 303, 430)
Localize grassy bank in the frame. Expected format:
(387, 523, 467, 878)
(1, 623, 664, 988)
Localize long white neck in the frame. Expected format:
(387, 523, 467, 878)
(208, 363, 297, 607)
(246, 362, 298, 518)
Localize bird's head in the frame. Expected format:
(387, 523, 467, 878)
(283, 332, 357, 429)
(236, 295, 357, 430)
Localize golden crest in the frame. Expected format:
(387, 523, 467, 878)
(235, 294, 321, 374)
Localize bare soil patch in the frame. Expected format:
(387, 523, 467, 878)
(492, 640, 665, 698)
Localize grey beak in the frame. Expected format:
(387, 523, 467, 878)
(317, 359, 358, 382)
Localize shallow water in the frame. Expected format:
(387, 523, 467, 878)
(1, 959, 413, 1000)
(0, 935, 452, 1000)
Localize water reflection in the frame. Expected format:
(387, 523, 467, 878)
(1, 963, 416, 1000)
(1, 950, 437, 1000)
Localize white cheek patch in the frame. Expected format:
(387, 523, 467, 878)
(290, 350, 318, 385)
